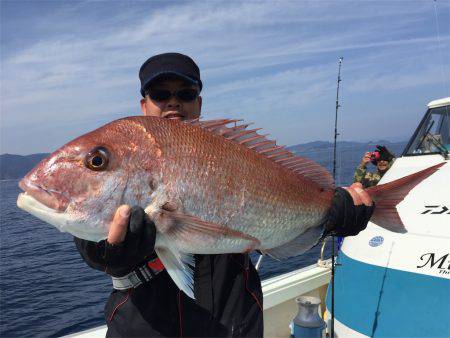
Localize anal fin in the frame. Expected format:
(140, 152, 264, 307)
(154, 235, 195, 299)
(264, 226, 324, 260)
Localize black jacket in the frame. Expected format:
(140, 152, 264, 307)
(75, 239, 263, 338)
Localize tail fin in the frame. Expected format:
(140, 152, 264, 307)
(365, 162, 445, 233)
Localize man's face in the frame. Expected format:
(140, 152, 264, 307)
(140, 78, 202, 121)
(377, 160, 389, 172)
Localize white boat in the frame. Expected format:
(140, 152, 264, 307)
(325, 97, 450, 338)
(69, 97, 450, 338)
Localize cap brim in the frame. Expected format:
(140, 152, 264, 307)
(141, 71, 199, 96)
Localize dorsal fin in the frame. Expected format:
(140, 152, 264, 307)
(189, 118, 334, 190)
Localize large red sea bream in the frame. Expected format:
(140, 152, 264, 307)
(17, 116, 443, 297)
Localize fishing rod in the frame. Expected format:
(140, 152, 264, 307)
(331, 56, 343, 338)
(333, 57, 343, 183)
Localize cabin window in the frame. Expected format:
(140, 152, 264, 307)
(404, 105, 449, 156)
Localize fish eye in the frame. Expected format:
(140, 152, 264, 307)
(85, 147, 109, 171)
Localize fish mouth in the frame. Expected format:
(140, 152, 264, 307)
(17, 191, 108, 242)
(19, 178, 69, 212)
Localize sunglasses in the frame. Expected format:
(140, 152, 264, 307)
(146, 88, 199, 102)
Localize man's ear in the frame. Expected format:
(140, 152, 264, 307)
(140, 98, 146, 114)
(198, 96, 202, 112)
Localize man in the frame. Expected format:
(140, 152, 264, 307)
(354, 145, 395, 188)
(75, 52, 374, 337)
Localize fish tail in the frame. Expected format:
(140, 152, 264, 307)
(365, 162, 445, 233)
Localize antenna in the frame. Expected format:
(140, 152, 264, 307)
(331, 56, 343, 338)
(433, 0, 450, 95)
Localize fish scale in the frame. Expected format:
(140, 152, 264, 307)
(147, 118, 333, 252)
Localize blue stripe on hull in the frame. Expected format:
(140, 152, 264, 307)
(326, 252, 450, 337)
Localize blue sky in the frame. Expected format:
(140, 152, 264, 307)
(1, 1, 449, 155)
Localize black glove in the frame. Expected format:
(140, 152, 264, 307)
(324, 188, 375, 237)
(74, 206, 156, 277)
(376, 145, 394, 162)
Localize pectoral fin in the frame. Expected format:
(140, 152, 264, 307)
(160, 209, 261, 252)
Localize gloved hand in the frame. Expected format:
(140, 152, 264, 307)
(376, 145, 394, 162)
(74, 206, 156, 277)
(324, 185, 375, 237)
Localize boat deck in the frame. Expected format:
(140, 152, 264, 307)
(67, 262, 331, 338)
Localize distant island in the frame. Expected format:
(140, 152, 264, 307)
(0, 140, 407, 185)
(0, 153, 50, 180)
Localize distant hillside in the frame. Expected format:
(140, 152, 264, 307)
(0, 153, 49, 180)
(0, 140, 407, 182)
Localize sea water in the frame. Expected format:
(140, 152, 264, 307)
(0, 179, 336, 337)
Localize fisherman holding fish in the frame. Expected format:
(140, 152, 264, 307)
(19, 52, 437, 337)
(74, 52, 375, 337)
(75, 53, 267, 337)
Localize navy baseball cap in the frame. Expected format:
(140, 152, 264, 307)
(139, 53, 202, 97)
